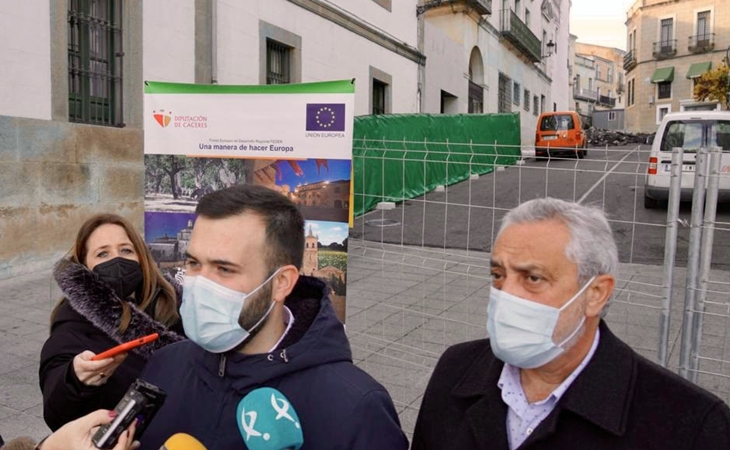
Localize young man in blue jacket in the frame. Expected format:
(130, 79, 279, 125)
(137, 184, 407, 450)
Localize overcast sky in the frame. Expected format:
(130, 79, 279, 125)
(569, 0, 636, 50)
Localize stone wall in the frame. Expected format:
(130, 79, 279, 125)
(0, 116, 144, 279)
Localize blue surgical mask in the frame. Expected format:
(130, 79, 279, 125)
(486, 276, 595, 369)
(180, 270, 281, 353)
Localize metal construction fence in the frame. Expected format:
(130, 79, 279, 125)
(345, 139, 730, 439)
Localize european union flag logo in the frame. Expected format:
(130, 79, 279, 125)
(306, 104, 346, 131)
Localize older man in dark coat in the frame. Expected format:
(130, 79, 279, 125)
(412, 198, 730, 449)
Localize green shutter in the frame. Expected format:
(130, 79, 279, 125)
(686, 62, 712, 79)
(651, 67, 675, 83)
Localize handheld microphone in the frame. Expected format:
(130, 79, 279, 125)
(159, 433, 207, 450)
(236, 387, 304, 450)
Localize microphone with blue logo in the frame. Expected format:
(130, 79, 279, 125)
(236, 387, 304, 450)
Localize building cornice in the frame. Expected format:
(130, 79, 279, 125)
(287, 0, 426, 65)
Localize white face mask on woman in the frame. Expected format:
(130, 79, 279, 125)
(486, 276, 595, 369)
(180, 269, 281, 353)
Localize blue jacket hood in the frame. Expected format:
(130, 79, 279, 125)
(190, 275, 352, 391)
(139, 276, 408, 450)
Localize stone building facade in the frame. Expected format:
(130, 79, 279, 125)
(624, 0, 729, 133)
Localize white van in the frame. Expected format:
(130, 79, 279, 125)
(643, 111, 730, 209)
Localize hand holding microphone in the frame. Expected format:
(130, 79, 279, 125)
(39, 409, 137, 450)
(237, 388, 304, 450)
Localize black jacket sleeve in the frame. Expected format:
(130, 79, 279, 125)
(342, 389, 409, 450)
(691, 400, 730, 450)
(38, 322, 107, 431)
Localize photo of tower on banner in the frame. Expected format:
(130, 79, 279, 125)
(143, 80, 355, 322)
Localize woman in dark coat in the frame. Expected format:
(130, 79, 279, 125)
(39, 213, 184, 431)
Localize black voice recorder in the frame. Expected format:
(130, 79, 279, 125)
(92, 379, 166, 449)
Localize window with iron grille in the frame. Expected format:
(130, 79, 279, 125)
(697, 11, 710, 43)
(628, 79, 635, 106)
(468, 81, 483, 114)
(68, 0, 123, 126)
(266, 39, 291, 84)
(628, 80, 632, 106)
(660, 18, 673, 51)
(657, 81, 671, 100)
(372, 80, 387, 115)
(513, 82, 521, 106)
(540, 94, 546, 113)
(524, 89, 530, 112)
(498, 74, 511, 113)
(533, 95, 539, 116)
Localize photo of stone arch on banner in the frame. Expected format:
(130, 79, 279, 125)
(143, 80, 354, 322)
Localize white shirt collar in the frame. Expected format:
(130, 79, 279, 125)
(498, 327, 601, 403)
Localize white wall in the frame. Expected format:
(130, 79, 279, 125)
(0, 0, 51, 120)
(214, 0, 420, 115)
(424, 10, 552, 146)
(424, 21, 468, 113)
(142, 0, 196, 83)
(552, 0, 571, 111)
(329, 0, 418, 47)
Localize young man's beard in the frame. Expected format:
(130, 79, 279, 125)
(235, 281, 274, 347)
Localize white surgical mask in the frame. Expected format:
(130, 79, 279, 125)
(486, 276, 596, 369)
(181, 269, 281, 353)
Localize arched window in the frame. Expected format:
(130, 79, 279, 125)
(468, 47, 485, 113)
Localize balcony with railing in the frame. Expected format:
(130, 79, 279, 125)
(652, 39, 677, 59)
(599, 95, 616, 108)
(500, 9, 542, 62)
(574, 88, 598, 102)
(471, 0, 492, 15)
(688, 33, 714, 53)
(575, 54, 594, 70)
(624, 49, 636, 72)
(419, 0, 492, 16)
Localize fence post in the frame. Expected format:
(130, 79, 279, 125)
(401, 137, 408, 246)
(679, 146, 709, 380)
(443, 138, 451, 251)
(422, 137, 429, 248)
(688, 146, 722, 383)
(358, 137, 368, 222)
(658, 146, 683, 367)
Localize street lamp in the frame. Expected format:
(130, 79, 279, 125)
(545, 40, 556, 58)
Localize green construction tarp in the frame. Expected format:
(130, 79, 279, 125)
(651, 67, 675, 83)
(686, 61, 711, 79)
(353, 113, 521, 217)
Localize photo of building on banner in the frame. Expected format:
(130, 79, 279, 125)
(142, 80, 354, 322)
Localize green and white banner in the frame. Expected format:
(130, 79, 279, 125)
(143, 80, 354, 322)
(144, 80, 354, 159)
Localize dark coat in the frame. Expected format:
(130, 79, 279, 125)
(412, 321, 730, 450)
(138, 276, 408, 450)
(39, 259, 184, 431)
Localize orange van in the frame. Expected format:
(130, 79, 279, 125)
(535, 111, 587, 158)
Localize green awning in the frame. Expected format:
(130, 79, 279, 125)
(686, 61, 712, 79)
(651, 67, 675, 83)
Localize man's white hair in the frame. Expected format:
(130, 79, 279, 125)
(498, 198, 619, 314)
